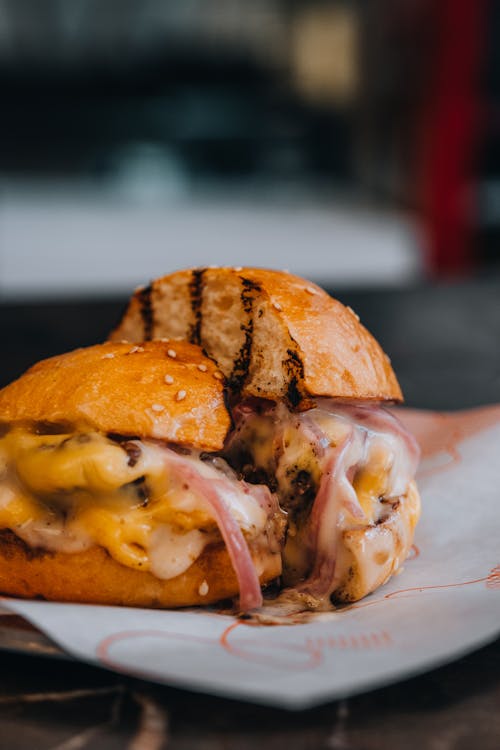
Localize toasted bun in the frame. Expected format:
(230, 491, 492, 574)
(0, 531, 281, 608)
(110, 267, 402, 407)
(334, 481, 421, 602)
(0, 341, 230, 451)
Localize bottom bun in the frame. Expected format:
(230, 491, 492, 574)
(334, 480, 421, 602)
(0, 531, 281, 608)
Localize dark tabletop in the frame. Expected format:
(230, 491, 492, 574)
(0, 277, 499, 749)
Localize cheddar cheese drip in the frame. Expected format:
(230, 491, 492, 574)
(0, 428, 268, 579)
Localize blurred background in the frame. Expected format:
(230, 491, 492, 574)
(0, 0, 498, 299)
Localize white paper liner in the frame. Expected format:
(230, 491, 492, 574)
(2, 405, 499, 708)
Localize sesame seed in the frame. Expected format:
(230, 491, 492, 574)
(164, 374, 174, 385)
(129, 345, 144, 354)
(213, 371, 224, 380)
(120, 339, 129, 344)
(102, 353, 115, 360)
(305, 286, 318, 295)
(234, 266, 243, 272)
(198, 580, 209, 596)
(159, 337, 169, 343)
(167, 349, 177, 358)
(272, 301, 282, 311)
(385, 353, 392, 364)
(197, 364, 208, 372)
(347, 306, 360, 321)
(152, 403, 165, 412)
(176, 390, 187, 401)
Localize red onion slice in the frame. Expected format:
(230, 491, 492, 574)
(162, 449, 263, 611)
(297, 428, 365, 598)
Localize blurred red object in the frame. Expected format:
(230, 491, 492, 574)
(420, 0, 489, 276)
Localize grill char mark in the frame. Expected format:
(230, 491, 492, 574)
(228, 277, 261, 391)
(284, 345, 307, 408)
(138, 284, 154, 340)
(188, 268, 206, 345)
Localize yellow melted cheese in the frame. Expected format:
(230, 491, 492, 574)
(0, 405, 413, 590)
(0, 429, 267, 579)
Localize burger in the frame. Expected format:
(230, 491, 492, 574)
(0, 341, 284, 611)
(113, 267, 421, 606)
(0, 268, 420, 612)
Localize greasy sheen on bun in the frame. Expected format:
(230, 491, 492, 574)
(0, 342, 284, 610)
(109, 267, 402, 407)
(0, 340, 230, 452)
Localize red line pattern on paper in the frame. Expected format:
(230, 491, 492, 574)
(408, 544, 420, 560)
(394, 406, 500, 478)
(349, 565, 500, 611)
(304, 631, 392, 655)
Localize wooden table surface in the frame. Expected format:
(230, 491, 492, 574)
(0, 277, 499, 749)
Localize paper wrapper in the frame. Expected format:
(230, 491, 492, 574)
(2, 406, 500, 709)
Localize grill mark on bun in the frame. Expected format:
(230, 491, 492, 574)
(138, 283, 154, 340)
(222, 386, 235, 431)
(188, 268, 206, 345)
(284, 344, 306, 408)
(228, 277, 261, 391)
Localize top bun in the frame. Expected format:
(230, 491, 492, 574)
(0, 341, 230, 450)
(110, 267, 402, 407)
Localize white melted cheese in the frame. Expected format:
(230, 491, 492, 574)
(0, 429, 269, 580)
(148, 525, 208, 580)
(0, 402, 418, 602)
(227, 399, 419, 592)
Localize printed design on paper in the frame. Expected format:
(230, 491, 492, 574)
(349, 564, 500, 613)
(395, 405, 500, 477)
(95, 622, 395, 674)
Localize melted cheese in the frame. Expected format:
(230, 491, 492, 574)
(226, 400, 417, 589)
(352, 439, 392, 520)
(0, 429, 268, 580)
(11, 433, 146, 494)
(229, 404, 406, 526)
(0, 403, 416, 595)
